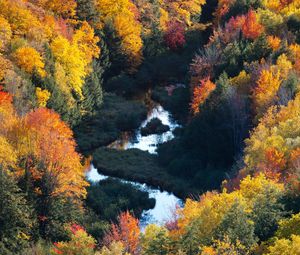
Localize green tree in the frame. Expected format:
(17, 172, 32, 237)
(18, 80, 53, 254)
(214, 200, 257, 249)
(251, 184, 285, 241)
(141, 224, 170, 255)
(0, 169, 35, 254)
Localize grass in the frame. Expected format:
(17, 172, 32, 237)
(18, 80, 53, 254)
(74, 93, 147, 154)
(92, 148, 201, 198)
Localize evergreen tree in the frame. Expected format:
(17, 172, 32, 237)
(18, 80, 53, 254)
(215, 201, 257, 248)
(81, 61, 104, 115)
(76, 0, 100, 26)
(0, 169, 35, 254)
(251, 188, 285, 241)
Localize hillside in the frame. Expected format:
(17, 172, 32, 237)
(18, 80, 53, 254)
(0, 0, 300, 254)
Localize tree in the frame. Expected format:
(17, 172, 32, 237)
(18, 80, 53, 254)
(95, 0, 143, 72)
(141, 224, 170, 255)
(73, 21, 100, 66)
(267, 36, 281, 51)
(164, 21, 186, 51)
(0, 169, 35, 254)
(81, 63, 103, 115)
(0, 16, 11, 52)
(104, 212, 140, 255)
(160, 0, 206, 26)
(51, 224, 96, 255)
(25, 108, 88, 199)
(76, 0, 101, 27)
(266, 235, 300, 255)
(190, 78, 216, 114)
(36, 88, 51, 108)
(242, 10, 264, 40)
(36, 0, 77, 18)
(214, 201, 257, 248)
(98, 241, 129, 255)
(253, 68, 282, 116)
(113, 13, 143, 71)
(200, 236, 251, 255)
(14, 46, 46, 77)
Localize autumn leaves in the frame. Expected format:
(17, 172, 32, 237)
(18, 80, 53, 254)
(0, 89, 88, 200)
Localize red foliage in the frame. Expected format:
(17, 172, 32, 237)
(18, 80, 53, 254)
(242, 10, 264, 40)
(164, 21, 186, 51)
(0, 86, 12, 105)
(56, 18, 73, 41)
(190, 77, 216, 115)
(104, 211, 140, 255)
(70, 224, 85, 235)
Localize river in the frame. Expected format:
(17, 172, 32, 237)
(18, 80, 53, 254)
(86, 104, 183, 228)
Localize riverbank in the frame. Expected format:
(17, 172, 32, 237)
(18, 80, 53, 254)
(86, 165, 182, 227)
(74, 93, 147, 154)
(92, 148, 198, 199)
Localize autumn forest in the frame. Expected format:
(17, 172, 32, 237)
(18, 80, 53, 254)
(1, 0, 300, 254)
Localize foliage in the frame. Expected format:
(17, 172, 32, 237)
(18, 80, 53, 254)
(0, 169, 35, 254)
(265, 235, 300, 255)
(104, 212, 140, 255)
(51, 224, 96, 255)
(190, 78, 216, 114)
(36, 88, 51, 108)
(164, 21, 186, 51)
(14, 46, 46, 77)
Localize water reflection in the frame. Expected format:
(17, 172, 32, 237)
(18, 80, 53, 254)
(88, 104, 183, 227)
(86, 165, 182, 228)
(109, 105, 180, 154)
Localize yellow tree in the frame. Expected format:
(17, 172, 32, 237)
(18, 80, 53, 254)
(0, 16, 11, 52)
(73, 21, 100, 67)
(161, 0, 206, 26)
(14, 46, 46, 77)
(96, 0, 143, 71)
(35, 0, 77, 18)
(51, 36, 86, 98)
(253, 68, 282, 116)
(244, 94, 300, 183)
(114, 14, 143, 70)
(265, 235, 300, 255)
(95, 0, 135, 22)
(36, 88, 51, 108)
(51, 22, 100, 98)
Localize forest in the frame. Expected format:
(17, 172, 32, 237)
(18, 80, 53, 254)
(1, 0, 300, 254)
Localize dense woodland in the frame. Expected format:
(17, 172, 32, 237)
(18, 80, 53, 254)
(1, 0, 300, 254)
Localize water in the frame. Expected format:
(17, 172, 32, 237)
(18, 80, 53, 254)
(86, 104, 182, 227)
(109, 104, 181, 154)
(86, 166, 182, 228)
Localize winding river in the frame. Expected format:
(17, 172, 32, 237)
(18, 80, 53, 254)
(86, 104, 183, 228)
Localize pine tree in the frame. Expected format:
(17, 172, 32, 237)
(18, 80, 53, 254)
(76, 0, 100, 26)
(81, 61, 104, 115)
(0, 168, 35, 254)
(215, 201, 257, 248)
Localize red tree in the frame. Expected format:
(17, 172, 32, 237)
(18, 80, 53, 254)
(164, 21, 186, 51)
(242, 10, 264, 40)
(104, 211, 140, 255)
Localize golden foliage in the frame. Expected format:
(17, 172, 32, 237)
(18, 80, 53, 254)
(191, 78, 216, 114)
(0, 16, 11, 52)
(253, 68, 282, 115)
(267, 36, 281, 51)
(35, 87, 51, 107)
(14, 46, 46, 77)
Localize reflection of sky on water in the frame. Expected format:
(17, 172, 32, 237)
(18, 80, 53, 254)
(86, 104, 183, 228)
(112, 105, 181, 154)
(86, 165, 182, 229)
